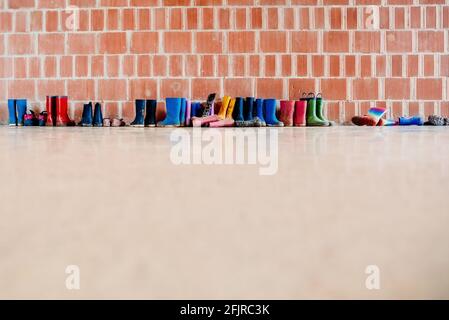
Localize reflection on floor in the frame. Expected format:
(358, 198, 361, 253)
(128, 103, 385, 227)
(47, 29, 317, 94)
(0, 126, 448, 299)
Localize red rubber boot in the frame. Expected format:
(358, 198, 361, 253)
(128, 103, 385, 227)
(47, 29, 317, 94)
(55, 96, 75, 126)
(46, 96, 56, 126)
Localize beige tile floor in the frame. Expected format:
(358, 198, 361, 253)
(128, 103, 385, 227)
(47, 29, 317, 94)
(0, 126, 448, 299)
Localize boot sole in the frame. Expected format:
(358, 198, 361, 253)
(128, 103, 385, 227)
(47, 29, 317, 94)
(130, 124, 144, 127)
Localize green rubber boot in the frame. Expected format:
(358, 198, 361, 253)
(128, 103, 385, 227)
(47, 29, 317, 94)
(315, 93, 333, 126)
(306, 93, 328, 127)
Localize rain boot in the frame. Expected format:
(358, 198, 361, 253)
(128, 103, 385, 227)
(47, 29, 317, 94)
(46, 96, 56, 126)
(279, 100, 295, 127)
(93, 102, 103, 127)
(191, 93, 218, 127)
(15, 99, 27, 126)
(315, 93, 332, 126)
(294, 96, 307, 127)
(264, 99, 284, 127)
(191, 102, 202, 119)
(244, 97, 254, 121)
(209, 97, 234, 127)
(158, 97, 181, 127)
(233, 97, 245, 127)
(179, 98, 187, 126)
(24, 110, 38, 126)
(398, 116, 423, 126)
(38, 111, 48, 126)
(306, 93, 328, 127)
(131, 99, 145, 127)
(7, 99, 17, 126)
(253, 98, 266, 126)
(55, 96, 75, 126)
(78, 102, 93, 126)
(144, 99, 157, 127)
(218, 96, 231, 119)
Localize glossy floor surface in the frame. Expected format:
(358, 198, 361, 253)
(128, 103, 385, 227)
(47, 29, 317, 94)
(0, 126, 448, 299)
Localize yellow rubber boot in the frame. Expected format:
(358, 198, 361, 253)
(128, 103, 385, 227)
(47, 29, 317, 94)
(218, 96, 231, 119)
(225, 98, 236, 119)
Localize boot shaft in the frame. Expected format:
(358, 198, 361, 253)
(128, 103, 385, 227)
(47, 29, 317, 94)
(7, 99, 17, 126)
(79, 102, 93, 126)
(279, 100, 295, 126)
(244, 97, 254, 121)
(233, 97, 244, 121)
(93, 102, 103, 126)
(294, 99, 307, 127)
(144, 99, 157, 127)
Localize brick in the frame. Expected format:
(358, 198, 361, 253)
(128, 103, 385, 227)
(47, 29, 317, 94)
(196, 32, 223, 53)
(320, 79, 347, 100)
(192, 78, 221, 99)
(264, 55, 276, 77)
(37, 80, 65, 98)
(391, 55, 402, 77)
(228, 31, 255, 53)
(418, 31, 444, 52)
(0, 13, 12, 32)
(68, 34, 96, 54)
(68, 79, 95, 100)
(98, 79, 127, 100)
(45, 10, 59, 32)
(345, 55, 356, 77)
(38, 34, 64, 54)
(15, 12, 28, 32)
(169, 55, 183, 76)
(267, 8, 278, 29)
(60, 56, 73, 78)
(256, 78, 283, 98)
(386, 31, 412, 53)
(44, 56, 57, 78)
(407, 55, 419, 77)
(224, 78, 253, 97)
(14, 58, 27, 79)
(296, 55, 308, 76)
(28, 57, 40, 78)
(164, 32, 191, 53)
(129, 78, 157, 99)
(360, 55, 372, 77)
(170, 8, 182, 30)
(137, 55, 151, 77)
(123, 8, 135, 30)
(8, 80, 35, 100)
(131, 32, 158, 53)
(99, 33, 127, 54)
(122, 55, 135, 77)
(138, 9, 151, 30)
(288, 79, 316, 100)
(75, 56, 88, 77)
(235, 8, 247, 29)
(251, 8, 262, 29)
(202, 8, 215, 29)
(200, 55, 215, 77)
(385, 79, 410, 99)
(90, 56, 104, 77)
(416, 79, 442, 100)
(161, 79, 189, 97)
(91, 9, 104, 31)
(231, 55, 245, 77)
(8, 0, 35, 9)
(187, 8, 198, 29)
(260, 31, 286, 53)
(185, 55, 199, 77)
(8, 34, 34, 55)
(217, 55, 229, 76)
(352, 79, 378, 100)
(423, 55, 434, 77)
(106, 55, 120, 77)
(329, 55, 340, 77)
(354, 32, 380, 53)
(30, 11, 42, 31)
(312, 55, 324, 77)
(153, 55, 168, 76)
(38, 0, 65, 8)
(330, 7, 342, 29)
(219, 8, 230, 29)
(106, 9, 119, 30)
(291, 32, 318, 53)
(323, 31, 349, 53)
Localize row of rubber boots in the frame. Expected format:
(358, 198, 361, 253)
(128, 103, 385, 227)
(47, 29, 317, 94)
(129, 92, 332, 128)
(8, 96, 75, 126)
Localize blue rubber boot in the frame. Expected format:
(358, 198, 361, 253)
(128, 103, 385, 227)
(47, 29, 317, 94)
(179, 98, 187, 126)
(93, 103, 103, 127)
(264, 99, 284, 127)
(15, 99, 27, 126)
(131, 99, 145, 127)
(7, 99, 17, 126)
(253, 98, 266, 126)
(398, 116, 423, 126)
(78, 102, 93, 126)
(244, 97, 254, 121)
(233, 97, 245, 127)
(157, 98, 181, 127)
(190, 102, 202, 118)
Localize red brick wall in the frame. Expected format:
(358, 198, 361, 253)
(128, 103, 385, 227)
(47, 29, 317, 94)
(0, 0, 448, 123)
